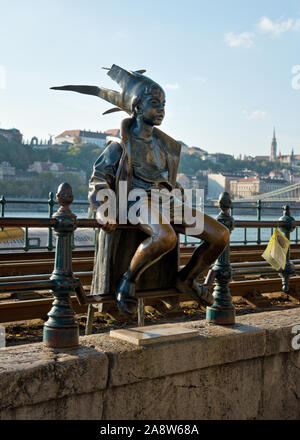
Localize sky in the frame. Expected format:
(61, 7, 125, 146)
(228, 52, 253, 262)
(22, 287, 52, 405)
(1, 0, 300, 157)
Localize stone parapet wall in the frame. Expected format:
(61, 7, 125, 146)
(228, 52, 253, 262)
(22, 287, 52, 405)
(0, 308, 300, 420)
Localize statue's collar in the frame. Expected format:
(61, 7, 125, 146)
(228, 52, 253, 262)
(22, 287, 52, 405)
(120, 117, 181, 160)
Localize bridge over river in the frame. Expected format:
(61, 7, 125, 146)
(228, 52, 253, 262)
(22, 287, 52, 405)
(233, 181, 300, 203)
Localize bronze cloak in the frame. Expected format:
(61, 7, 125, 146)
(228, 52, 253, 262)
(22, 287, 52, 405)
(88, 117, 181, 296)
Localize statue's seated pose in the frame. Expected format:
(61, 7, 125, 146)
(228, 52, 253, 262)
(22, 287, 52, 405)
(52, 65, 230, 316)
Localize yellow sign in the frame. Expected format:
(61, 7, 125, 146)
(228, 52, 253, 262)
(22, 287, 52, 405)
(0, 227, 24, 243)
(262, 228, 290, 271)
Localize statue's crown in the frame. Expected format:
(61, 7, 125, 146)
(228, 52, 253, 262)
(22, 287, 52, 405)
(51, 64, 164, 116)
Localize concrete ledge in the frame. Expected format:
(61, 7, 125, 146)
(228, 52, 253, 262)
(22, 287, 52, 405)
(0, 308, 300, 419)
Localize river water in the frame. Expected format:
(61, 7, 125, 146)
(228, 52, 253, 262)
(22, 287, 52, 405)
(1, 208, 299, 250)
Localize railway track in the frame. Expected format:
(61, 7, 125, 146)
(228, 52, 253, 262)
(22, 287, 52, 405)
(1, 245, 300, 323)
(1, 244, 300, 277)
(1, 276, 300, 323)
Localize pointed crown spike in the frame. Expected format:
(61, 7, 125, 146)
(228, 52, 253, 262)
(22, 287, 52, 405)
(51, 64, 163, 116)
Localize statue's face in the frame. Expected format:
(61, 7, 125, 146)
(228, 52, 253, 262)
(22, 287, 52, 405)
(138, 87, 165, 126)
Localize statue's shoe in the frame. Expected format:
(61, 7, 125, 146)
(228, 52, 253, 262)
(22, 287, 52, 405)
(115, 275, 138, 316)
(159, 295, 179, 311)
(175, 278, 214, 307)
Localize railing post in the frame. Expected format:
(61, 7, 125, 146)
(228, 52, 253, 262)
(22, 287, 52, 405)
(0, 195, 6, 218)
(257, 199, 261, 245)
(0, 195, 6, 232)
(47, 191, 55, 251)
(279, 205, 296, 292)
(138, 298, 145, 327)
(206, 192, 235, 325)
(43, 183, 79, 348)
(24, 227, 29, 252)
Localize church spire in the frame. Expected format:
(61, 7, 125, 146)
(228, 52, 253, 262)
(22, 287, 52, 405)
(270, 126, 277, 161)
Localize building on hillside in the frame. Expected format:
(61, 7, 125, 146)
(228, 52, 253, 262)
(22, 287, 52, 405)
(0, 128, 22, 143)
(194, 172, 208, 198)
(207, 173, 245, 199)
(292, 154, 300, 166)
(28, 161, 65, 175)
(260, 177, 289, 194)
(200, 152, 234, 163)
(269, 170, 283, 179)
(254, 155, 269, 161)
(207, 173, 231, 199)
(176, 173, 190, 188)
(280, 168, 292, 182)
(278, 150, 300, 167)
(55, 130, 107, 148)
(0, 161, 16, 179)
(290, 172, 300, 183)
(28, 161, 86, 183)
(230, 176, 289, 199)
(177, 172, 208, 199)
(177, 141, 208, 157)
(230, 177, 260, 199)
(268, 127, 298, 166)
(213, 153, 234, 162)
(105, 128, 120, 137)
(24, 136, 54, 150)
(201, 153, 217, 163)
(185, 146, 207, 155)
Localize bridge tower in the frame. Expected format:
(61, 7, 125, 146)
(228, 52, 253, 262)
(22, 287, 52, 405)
(270, 127, 277, 161)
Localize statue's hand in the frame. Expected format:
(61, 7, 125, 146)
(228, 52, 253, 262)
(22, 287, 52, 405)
(88, 187, 101, 213)
(101, 222, 117, 233)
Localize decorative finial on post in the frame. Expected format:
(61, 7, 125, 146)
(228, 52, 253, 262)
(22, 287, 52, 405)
(206, 192, 235, 325)
(43, 183, 79, 348)
(256, 199, 262, 244)
(282, 205, 291, 218)
(54, 183, 76, 218)
(279, 204, 295, 292)
(219, 191, 232, 215)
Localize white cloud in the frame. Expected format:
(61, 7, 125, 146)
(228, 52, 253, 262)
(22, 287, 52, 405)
(242, 110, 267, 120)
(224, 32, 255, 48)
(257, 16, 293, 35)
(225, 15, 300, 50)
(164, 83, 179, 90)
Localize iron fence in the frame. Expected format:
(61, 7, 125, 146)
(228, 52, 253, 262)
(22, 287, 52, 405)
(0, 185, 299, 347)
(1, 191, 300, 251)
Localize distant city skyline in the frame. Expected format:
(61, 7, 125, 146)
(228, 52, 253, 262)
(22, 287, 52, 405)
(1, 0, 300, 157)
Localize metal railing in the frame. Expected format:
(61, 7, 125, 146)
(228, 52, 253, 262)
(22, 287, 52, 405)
(1, 192, 300, 251)
(0, 184, 300, 348)
(230, 201, 300, 245)
(0, 192, 96, 252)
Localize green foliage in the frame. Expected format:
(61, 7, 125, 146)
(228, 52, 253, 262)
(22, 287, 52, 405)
(0, 172, 87, 198)
(178, 153, 286, 176)
(0, 135, 32, 170)
(0, 137, 104, 197)
(0, 135, 289, 198)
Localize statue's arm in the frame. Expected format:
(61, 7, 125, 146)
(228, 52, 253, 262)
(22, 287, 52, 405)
(175, 180, 184, 195)
(88, 141, 123, 213)
(175, 180, 183, 192)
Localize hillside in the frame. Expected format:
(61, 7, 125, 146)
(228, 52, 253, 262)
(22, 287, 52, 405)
(0, 136, 286, 198)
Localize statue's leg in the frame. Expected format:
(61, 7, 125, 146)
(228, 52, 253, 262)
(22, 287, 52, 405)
(115, 201, 177, 315)
(173, 211, 230, 305)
